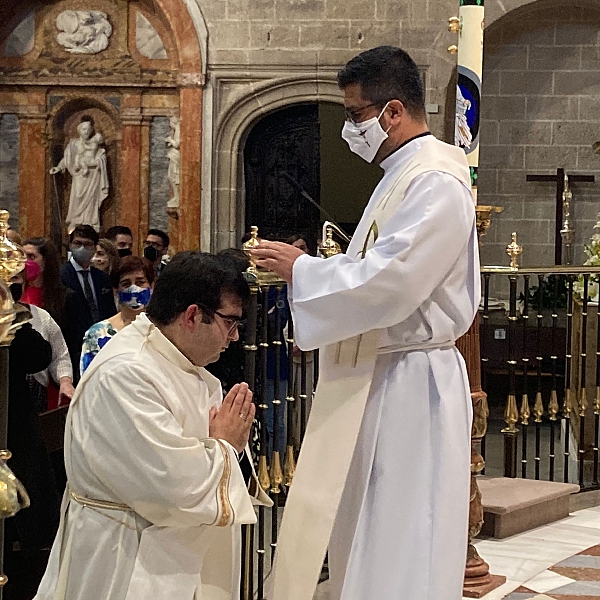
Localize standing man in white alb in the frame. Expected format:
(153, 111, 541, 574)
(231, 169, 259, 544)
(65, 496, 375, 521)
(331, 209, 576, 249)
(252, 46, 480, 600)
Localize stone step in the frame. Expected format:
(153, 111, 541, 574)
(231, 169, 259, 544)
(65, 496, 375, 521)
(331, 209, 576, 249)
(478, 476, 580, 539)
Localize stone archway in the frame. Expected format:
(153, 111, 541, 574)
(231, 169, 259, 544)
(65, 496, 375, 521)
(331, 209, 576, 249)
(211, 75, 343, 251)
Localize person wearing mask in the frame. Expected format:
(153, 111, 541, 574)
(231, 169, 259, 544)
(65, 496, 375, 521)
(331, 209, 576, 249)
(10, 272, 74, 412)
(80, 255, 154, 373)
(91, 238, 120, 277)
(144, 228, 169, 277)
(105, 225, 134, 258)
(252, 46, 478, 600)
(21, 237, 67, 327)
(4, 278, 58, 600)
(60, 225, 117, 382)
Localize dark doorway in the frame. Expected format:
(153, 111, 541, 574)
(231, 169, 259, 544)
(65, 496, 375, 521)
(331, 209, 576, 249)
(244, 104, 321, 243)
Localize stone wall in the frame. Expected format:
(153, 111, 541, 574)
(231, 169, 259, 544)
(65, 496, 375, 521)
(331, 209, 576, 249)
(204, 0, 460, 137)
(0, 114, 20, 229)
(478, 4, 600, 269)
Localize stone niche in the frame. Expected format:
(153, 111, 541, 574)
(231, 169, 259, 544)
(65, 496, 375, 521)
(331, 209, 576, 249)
(0, 0, 203, 253)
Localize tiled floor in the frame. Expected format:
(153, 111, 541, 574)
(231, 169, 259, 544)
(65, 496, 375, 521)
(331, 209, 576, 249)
(467, 505, 600, 599)
(313, 504, 600, 599)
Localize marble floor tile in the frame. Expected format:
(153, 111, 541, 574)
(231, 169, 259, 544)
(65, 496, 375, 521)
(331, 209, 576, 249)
(525, 570, 575, 593)
(555, 555, 600, 568)
(548, 581, 600, 594)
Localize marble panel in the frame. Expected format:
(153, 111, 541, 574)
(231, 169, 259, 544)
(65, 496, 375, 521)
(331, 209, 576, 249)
(149, 116, 170, 233)
(0, 115, 20, 229)
(136, 12, 168, 60)
(3, 11, 35, 57)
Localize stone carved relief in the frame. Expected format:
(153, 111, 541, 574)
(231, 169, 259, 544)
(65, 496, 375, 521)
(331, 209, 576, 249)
(56, 10, 112, 54)
(136, 13, 167, 60)
(166, 116, 180, 209)
(3, 12, 35, 57)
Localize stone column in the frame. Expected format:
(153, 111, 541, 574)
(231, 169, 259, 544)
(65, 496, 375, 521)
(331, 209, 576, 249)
(138, 116, 152, 253)
(178, 84, 203, 251)
(19, 111, 47, 237)
(120, 94, 143, 236)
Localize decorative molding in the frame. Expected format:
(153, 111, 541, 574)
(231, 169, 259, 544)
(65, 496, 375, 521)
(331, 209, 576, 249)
(56, 10, 112, 55)
(178, 72, 205, 87)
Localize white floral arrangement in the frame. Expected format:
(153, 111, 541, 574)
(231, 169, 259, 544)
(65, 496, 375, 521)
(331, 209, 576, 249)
(574, 214, 600, 302)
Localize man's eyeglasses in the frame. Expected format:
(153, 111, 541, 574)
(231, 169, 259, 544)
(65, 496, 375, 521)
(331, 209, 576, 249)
(71, 240, 95, 249)
(144, 240, 164, 250)
(214, 310, 244, 335)
(344, 103, 379, 124)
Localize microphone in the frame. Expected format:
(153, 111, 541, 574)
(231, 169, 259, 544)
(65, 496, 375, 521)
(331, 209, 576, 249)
(279, 172, 351, 241)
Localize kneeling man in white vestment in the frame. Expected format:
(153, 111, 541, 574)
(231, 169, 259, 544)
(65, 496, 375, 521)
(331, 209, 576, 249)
(35, 252, 271, 600)
(252, 46, 480, 600)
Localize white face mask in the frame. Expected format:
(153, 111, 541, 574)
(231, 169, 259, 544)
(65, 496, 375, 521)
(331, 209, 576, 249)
(341, 102, 391, 163)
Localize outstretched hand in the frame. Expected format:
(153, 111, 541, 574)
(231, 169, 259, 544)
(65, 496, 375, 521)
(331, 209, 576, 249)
(209, 383, 255, 454)
(249, 241, 304, 283)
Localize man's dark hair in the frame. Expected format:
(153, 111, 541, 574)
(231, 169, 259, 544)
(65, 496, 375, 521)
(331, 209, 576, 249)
(146, 252, 250, 326)
(337, 46, 426, 119)
(105, 225, 132, 241)
(218, 248, 250, 274)
(69, 224, 99, 245)
(147, 228, 170, 249)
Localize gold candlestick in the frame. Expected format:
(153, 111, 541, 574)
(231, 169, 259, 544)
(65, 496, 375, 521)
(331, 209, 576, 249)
(506, 232, 522, 271)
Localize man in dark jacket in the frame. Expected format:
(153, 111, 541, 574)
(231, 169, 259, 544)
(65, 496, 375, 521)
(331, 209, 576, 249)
(60, 225, 116, 382)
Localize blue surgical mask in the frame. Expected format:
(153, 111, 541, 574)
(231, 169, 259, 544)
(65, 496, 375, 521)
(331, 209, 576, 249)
(118, 285, 151, 310)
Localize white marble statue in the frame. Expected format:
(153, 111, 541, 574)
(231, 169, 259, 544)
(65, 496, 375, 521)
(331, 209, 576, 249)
(166, 116, 180, 209)
(50, 117, 109, 234)
(455, 85, 473, 149)
(56, 10, 112, 54)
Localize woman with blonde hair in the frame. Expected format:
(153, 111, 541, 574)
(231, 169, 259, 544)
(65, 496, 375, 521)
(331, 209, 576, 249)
(91, 238, 120, 277)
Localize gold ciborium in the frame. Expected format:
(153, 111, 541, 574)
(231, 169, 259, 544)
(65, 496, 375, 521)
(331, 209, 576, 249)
(242, 226, 285, 288)
(318, 221, 351, 258)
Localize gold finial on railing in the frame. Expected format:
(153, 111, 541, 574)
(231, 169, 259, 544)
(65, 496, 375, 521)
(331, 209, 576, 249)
(579, 388, 589, 418)
(562, 388, 573, 418)
(520, 392, 531, 426)
(269, 450, 283, 494)
(502, 393, 519, 433)
(506, 232, 522, 271)
(284, 445, 296, 486)
(548, 390, 559, 421)
(257, 455, 270, 492)
(533, 391, 544, 422)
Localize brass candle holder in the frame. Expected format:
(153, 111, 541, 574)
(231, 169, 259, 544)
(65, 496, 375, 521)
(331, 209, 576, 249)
(475, 206, 503, 243)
